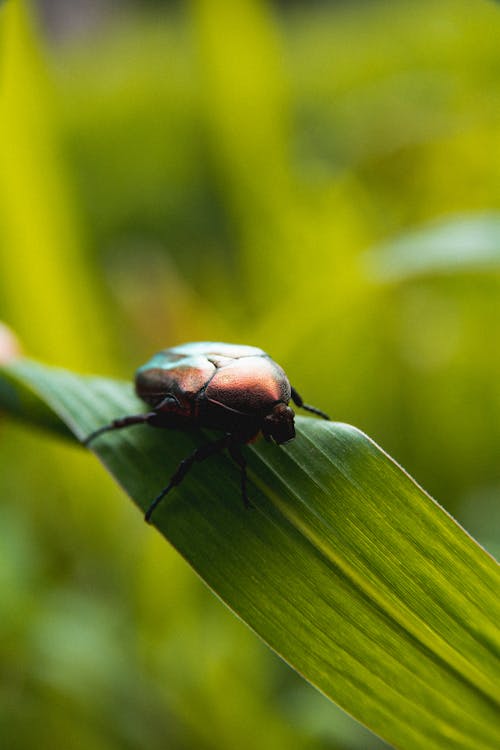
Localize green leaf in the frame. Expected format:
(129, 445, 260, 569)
(1, 359, 499, 750)
(363, 213, 500, 282)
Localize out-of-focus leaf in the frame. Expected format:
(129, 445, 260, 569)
(0, 1, 110, 370)
(1, 359, 499, 750)
(363, 214, 500, 282)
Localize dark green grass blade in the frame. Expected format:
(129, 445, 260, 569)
(1, 359, 499, 750)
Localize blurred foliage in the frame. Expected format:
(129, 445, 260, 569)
(0, 0, 499, 748)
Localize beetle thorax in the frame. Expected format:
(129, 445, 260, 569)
(262, 403, 295, 444)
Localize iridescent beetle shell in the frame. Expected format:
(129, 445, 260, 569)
(135, 342, 295, 443)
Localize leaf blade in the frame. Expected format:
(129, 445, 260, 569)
(1, 359, 499, 750)
(363, 213, 500, 283)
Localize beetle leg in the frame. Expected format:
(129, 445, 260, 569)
(145, 433, 232, 523)
(290, 387, 330, 420)
(83, 412, 159, 446)
(228, 442, 251, 509)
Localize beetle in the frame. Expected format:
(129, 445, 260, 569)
(84, 342, 329, 522)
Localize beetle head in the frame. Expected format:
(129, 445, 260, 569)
(262, 403, 295, 444)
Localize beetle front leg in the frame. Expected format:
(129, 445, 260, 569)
(228, 442, 251, 509)
(290, 387, 330, 420)
(145, 433, 232, 523)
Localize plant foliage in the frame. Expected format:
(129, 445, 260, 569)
(1, 359, 499, 750)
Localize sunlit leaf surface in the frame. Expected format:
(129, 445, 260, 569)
(363, 214, 500, 282)
(1, 359, 499, 750)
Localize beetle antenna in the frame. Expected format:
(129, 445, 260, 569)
(300, 403, 330, 420)
(290, 387, 330, 420)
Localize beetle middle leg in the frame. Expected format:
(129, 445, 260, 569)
(291, 387, 330, 420)
(145, 433, 233, 523)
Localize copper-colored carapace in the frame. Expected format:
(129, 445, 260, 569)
(84, 342, 329, 521)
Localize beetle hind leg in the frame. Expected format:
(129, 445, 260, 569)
(291, 387, 330, 420)
(83, 412, 158, 446)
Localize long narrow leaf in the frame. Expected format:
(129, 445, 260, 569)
(1, 359, 499, 750)
(363, 213, 500, 282)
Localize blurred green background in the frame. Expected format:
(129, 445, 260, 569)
(0, 0, 499, 748)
